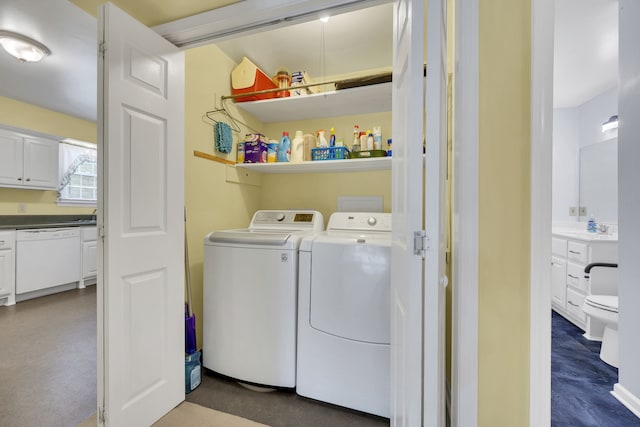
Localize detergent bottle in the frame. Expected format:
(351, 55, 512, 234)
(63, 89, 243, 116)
(277, 131, 291, 162)
(291, 130, 304, 163)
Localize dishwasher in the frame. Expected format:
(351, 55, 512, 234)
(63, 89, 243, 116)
(16, 228, 81, 295)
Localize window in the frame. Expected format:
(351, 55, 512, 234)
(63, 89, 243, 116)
(58, 139, 97, 206)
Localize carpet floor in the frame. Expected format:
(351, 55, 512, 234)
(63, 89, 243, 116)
(551, 310, 640, 426)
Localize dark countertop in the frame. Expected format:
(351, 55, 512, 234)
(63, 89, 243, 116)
(0, 215, 97, 230)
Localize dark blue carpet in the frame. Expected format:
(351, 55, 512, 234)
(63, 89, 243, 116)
(552, 311, 640, 426)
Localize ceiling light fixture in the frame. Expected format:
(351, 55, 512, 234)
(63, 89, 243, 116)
(601, 115, 618, 133)
(319, 15, 331, 23)
(0, 30, 51, 62)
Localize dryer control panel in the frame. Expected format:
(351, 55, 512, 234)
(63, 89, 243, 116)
(327, 212, 392, 232)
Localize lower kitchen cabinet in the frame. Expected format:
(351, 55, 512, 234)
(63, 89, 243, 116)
(0, 230, 16, 306)
(80, 227, 97, 287)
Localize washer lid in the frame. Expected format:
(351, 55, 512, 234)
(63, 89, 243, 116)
(207, 229, 292, 245)
(585, 295, 618, 313)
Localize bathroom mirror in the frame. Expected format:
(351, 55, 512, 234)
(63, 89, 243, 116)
(578, 138, 618, 223)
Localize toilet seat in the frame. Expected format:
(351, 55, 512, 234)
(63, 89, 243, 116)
(584, 295, 618, 313)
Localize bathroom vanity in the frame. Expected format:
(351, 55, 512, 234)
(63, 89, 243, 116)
(551, 229, 618, 338)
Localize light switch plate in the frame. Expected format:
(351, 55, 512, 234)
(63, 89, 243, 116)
(579, 207, 588, 216)
(569, 207, 577, 216)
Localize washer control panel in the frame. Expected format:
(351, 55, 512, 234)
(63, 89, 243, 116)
(250, 210, 324, 231)
(327, 212, 392, 232)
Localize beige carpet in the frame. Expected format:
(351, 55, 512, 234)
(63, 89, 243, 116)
(78, 401, 270, 427)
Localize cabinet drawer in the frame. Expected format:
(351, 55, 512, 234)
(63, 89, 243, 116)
(0, 231, 15, 250)
(567, 262, 587, 292)
(567, 241, 588, 264)
(552, 237, 567, 257)
(566, 288, 586, 323)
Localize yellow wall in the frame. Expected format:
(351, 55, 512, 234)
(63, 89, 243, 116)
(478, 0, 531, 425)
(0, 96, 97, 215)
(184, 44, 265, 344)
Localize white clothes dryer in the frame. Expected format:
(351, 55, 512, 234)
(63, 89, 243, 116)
(203, 210, 324, 388)
(297, 212, 392, 417)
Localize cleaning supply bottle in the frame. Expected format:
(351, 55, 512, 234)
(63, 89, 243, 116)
(329, 127, 336, 147)
(277, 131, 291, 162)
(352, 125, 360, 151)
(386, 138, 392, 156)
(587, 215, 597, 233)
(317, 129, 329, 148)
(291, 130, 304, 163)
(366, 131, 374, 151)
(373, 126, 382, 150)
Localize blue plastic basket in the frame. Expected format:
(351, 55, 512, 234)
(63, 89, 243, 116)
(311, 146, 349, 161)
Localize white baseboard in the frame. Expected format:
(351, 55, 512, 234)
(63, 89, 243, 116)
(611, 383, 640, 419)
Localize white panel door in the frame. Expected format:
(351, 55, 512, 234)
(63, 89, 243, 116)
(391, 0, 426, 425)
(424, 0, 448, 424)
(98, 3, 185, 426)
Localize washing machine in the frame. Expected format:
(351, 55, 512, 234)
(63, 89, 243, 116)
(203, 210, 324, 388)
(297, 212, 392, 417)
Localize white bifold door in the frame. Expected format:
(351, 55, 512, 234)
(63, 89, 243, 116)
(97, 3, 185, 426)
(391, 0, 447, 426)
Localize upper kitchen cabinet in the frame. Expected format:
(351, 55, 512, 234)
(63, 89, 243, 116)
(0, 128, 59, 190)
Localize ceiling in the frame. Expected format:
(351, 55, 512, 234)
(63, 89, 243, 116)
(0, 0, 619, 124)
(553, 0, 618, 108)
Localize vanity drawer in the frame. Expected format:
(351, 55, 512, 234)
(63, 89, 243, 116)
(552, 237, 567, 257)
(566, 262, 586, 292)
(567, 241, 588, 264)
(566, 288, 587, 323)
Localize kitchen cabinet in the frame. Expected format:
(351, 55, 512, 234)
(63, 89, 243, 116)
(0, 230, 16, 306)
(0, 128, 59, 190)
(551, 231, 617, 337)
(80, 226, 97, 287)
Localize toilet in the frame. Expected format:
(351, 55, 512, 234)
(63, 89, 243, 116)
(582, 295, 619, 368)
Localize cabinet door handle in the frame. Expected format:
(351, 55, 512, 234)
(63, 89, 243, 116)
(17, 177, 22, 181)
(25, 178, 31, 182)
(569, 250, 580, 254)
(568, 301, 580, 308)
(568, 274, 578, 279)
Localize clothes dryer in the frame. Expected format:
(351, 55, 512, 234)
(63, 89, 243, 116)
(297, 212, 391, 417)
(203, 210, 324, 388)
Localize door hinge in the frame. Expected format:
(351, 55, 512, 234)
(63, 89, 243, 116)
(98, 407, 106, 424)
(98, 224, 105, 240)
(413, 230, 429, 257)
(99, 42, 106, 56)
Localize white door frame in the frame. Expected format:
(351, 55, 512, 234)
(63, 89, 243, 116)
(529, 0, 554, 426)
(451, 0, 479, 425)
(451, 0, 555, 425)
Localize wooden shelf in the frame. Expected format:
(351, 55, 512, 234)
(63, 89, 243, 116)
(233, 82, 392, 123)
(235, 157, 391, 174)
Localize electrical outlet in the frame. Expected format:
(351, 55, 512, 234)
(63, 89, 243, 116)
(579, 206, 588, 216)
(18, 203, 26, 213)
(569, 207, 577, 216)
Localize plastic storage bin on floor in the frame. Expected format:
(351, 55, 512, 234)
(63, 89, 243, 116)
(312, 147, 349, 161)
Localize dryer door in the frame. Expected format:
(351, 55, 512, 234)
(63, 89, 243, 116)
(309, 238, 390, 344)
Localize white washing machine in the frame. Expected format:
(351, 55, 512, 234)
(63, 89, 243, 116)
(203, 210, 324, 388)
(297, 212, 392, 417)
